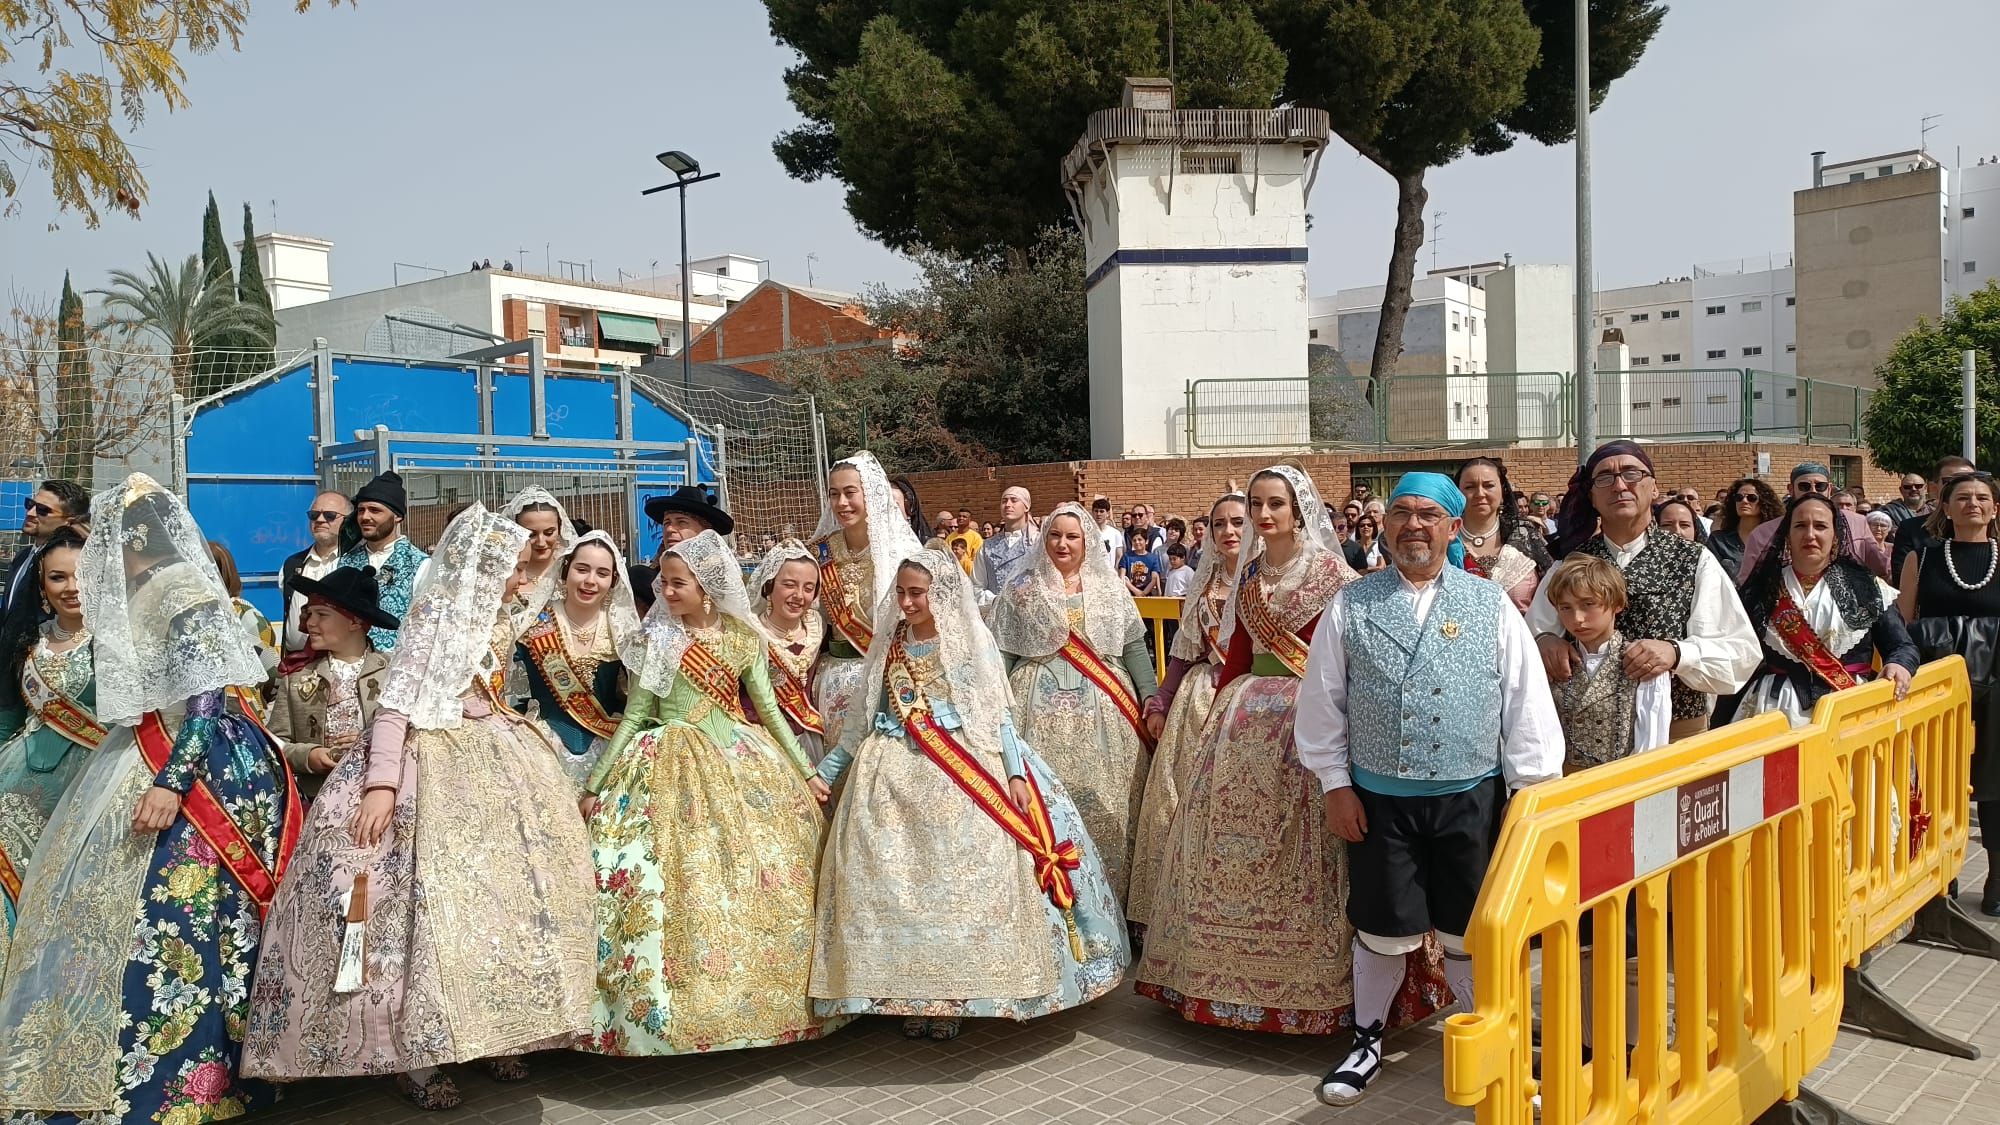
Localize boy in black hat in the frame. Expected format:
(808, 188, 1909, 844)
(337, 471, 431, 651)
(268, 566, 401, 801)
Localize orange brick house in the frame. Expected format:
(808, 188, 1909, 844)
(680, 280, 894, 377)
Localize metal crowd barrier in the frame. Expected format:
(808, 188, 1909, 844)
(1447, 658, 1986, 1125)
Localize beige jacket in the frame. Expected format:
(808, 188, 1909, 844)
(267, 651, 389, 799)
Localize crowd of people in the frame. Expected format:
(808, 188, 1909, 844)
(0, 440, 1987, 1123)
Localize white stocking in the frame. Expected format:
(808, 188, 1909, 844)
(1352, 932, 1415, 1030)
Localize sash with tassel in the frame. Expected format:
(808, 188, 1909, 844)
(20, 648, 107, 753)
(679, 639, 747, 722)
(768, 643, 825, 736)
(886, 628, 1087, 963)
(1057, 630, 1150, 746)
(816, 542, 874, 654)
(135, 685, 303, 920)
(1237, 562, 1313, 677)
(520, 611, 620, 739)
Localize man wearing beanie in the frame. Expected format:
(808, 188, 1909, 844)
(1733, 460, 1889, 581)
(1296, 472, 1564, 1107)
(336, 470, 430, 651)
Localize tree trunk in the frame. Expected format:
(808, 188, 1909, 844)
(1369, 169, 1430, 440)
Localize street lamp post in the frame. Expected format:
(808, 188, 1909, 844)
(642, 150, 722, 389)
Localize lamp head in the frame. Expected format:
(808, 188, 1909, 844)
(656, 150, 700, 178)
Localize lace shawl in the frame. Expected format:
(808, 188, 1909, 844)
(636, 530, 768, 697)
(550, 529, 646, 668)
(990, 502, 1143, 660)
(379, 504, 529, 731)
(811, 451, 924, 612)
(502, 487, 580, 630)
(1217, 465, 1352, 660)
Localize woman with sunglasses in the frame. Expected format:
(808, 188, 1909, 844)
(1707, 477, 1780, 580)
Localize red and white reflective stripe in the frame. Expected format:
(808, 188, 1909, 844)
(1575, 744, 1800, 905)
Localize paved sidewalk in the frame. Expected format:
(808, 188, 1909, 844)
(260, 860, 2000, 1125)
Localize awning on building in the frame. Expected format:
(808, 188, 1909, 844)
(597, 312, 664, 348)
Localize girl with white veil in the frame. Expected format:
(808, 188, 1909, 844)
(514, 530, 643, 784)
(750, 538, 828, 763)
(579, 530, 838, 1056)
(1136, 466, 1448, 1035)
(1127, 492, 1247, 934)
(811, 452, 922, 751)
(0, 474, 300, 1124)
(244, 504, 595, 1110)
(500, 487, 579, 626)
(992, 502, 1158, 901)
(808, 549, 1128, 1042)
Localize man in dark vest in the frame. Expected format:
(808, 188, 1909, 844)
(1534, 441, 1759, 739)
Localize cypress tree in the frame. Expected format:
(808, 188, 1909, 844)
(200, 191, 235, 294)
(196, 190, 244, 385)
(51, 271, 94, 482)
(237, 203, 276, 370)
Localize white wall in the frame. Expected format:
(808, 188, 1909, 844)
(1952, 160, 2000, 301)
(1486, 263, 1573, 374)
(1593, 279, 1692, 370)
(1690, 267, 1795, 375)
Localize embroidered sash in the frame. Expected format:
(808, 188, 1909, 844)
(1057, 630, 1150, 745)
(20, 650, 106, 752)
(1238, 565, 1311, 677)
(886, 629, 1086, 962)
(1768, 589, 1859, 693)
(817, 542, 874, 654)
(768, 644, 825, 736)
(520, 611, 620, 739)
(0, 849, 19, 921)
(679, 639, 747, 722)
(135, 686, 303, 920)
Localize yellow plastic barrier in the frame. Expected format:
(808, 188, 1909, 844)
(1133, 596, 1180, 681)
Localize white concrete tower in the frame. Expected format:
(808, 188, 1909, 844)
(1062, 79, 1330, 457)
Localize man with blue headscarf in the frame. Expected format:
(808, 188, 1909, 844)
(1296, 472, 1564, 1109)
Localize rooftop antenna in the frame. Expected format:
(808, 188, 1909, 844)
(1429, 210, 1446, 271)
(269, 199, 278, 226)
(806, 252, 819, 287)
(1922, 113, 1944, 155)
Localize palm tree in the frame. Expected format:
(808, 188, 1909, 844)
(95, 252, 276, 402)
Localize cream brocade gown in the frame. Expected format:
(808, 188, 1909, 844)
(812, 535, 875, 753)
(1126, 578, 1229, 929)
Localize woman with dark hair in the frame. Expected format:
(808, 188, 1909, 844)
(1707, 477, 1780, 578)
(1654, 498, 1707, 545)
(210, 539, 279, 674)
(889, 476, 934, 544)
(1731, 494, 1916, 727)
(515, 531, 643, 784)
(1454, 458, 1548, 610)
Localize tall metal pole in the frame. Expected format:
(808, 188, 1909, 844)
(1572, 0, 1596, 463)
(1964, 349, 1978, 462)
(679, 184, 693, 391)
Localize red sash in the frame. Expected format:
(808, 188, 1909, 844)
(20, 650, 107, 751)
(520, 612, 620, 739)
(768, 644, 825, 736)
(1238, 565, 1312, 677)
(887, 629, 1087, 961)
(1768, 588, 1859, 693)
(0, 849, 19, 918)
(678, 640, 746, 721)
(1057, 630, 1150, 746)
(816, 542, 874, 654)
(135, 686, 303, 920)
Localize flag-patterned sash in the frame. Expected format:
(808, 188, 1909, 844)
(1057, 630, 1150, 745)
(520, 611, 620, 739)
(816, 541, 873, 654)
(1238, 563, 1312, 677)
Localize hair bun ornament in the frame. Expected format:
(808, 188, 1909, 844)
(120, 473, 164, 509)
(123, 522, 149, 553)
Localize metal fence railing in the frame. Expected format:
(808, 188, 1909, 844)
(1184, 369, 1873, 452)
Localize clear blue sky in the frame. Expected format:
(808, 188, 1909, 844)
(5, 0, 1998, 307)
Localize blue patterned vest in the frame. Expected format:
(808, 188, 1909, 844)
(338, 537, 427, 652)
(1344, 566, 1506, 788)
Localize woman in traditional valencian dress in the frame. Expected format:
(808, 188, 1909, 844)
(580, 529, 835, 1056)
(811, 453, 923, 752)
(502, 487, 579, 624)
(993, 502, 1159, 901)
(244, 505, 595, 1110)
(1456, 457, 1546, 612)
(751, 539, 829, 764)
(1136, 466, 1446, 1034)
(1127, 494, 1245, 934)
(516, 530, 643, 784)
(808, 549, 1129, 1042)
(0, 527, 93, 958)
(0, 475, 301, 1124)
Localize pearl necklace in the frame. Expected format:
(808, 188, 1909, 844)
(1460, 522, 1499, 549)
(44, 619, 81, 644)
(1944, 539, 1999, 590)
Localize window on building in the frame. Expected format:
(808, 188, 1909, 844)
(1662, 396, 1683, 408)
(1454, 402, 1464, 420)
(1661, 309, 1681, 320)
(1878, 165, 1894, 176)
(1742, 300, 1763, 312)
(1452, 363, 1462, 374)
(1786, 343, 1797, 353)
(1706, 304, 1726, 315)
(1632, 356, 1650, 366)
(1632, 401, 1652, 411)
(1662, 352, 1682, 363)
(1706, 394, 1730, 405)
(558, 310, 590, 349)
(1631, 312, 1650, 323)
(1785, 296, 1796, 307)
(1469, 316, 1478, 334)
(1452, 314, 1461, 331)
(1603, 316, 1614, 326)
(1967, 261, 1979, 274)
(1309, 329, 1319, 339)
(1743, 346, 1764, 356)
(1706, 349, 1727, 360)
(1785, 388, 1798, 398)
(1847, 172, 1865, 183)
(715, 264, 730, 277)
(1180, 152, 1241, 175)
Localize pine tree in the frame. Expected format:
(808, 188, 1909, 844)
(236, 202, 276, 370)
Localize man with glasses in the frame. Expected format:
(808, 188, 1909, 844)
(1735, 461, 1890, 581)
(1129, 503, 1165, 554)
(1891, 455, 1974, 581)
(279, 490, 354, 653)
(1882, 472, 1932, 526)
(1537, 442, 1759, 739)
(1673, 486, 1711, 536)
(1529, 492, 1557, 535)
(2, 479, 89, 616)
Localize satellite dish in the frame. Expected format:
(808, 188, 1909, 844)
(364, 306, 463, 359)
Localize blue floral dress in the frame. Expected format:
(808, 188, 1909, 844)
(0, 637, 97, 949)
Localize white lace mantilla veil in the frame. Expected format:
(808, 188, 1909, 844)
(380, 503, 529, 731)
(80, 473, 267, 727)
(501, 486, 580, 625)
(1169, 492, 1246, 664)
(810, 450, 923, 611)
(749, 538, 815, 617)
(991, 501, 1142, 660)
(551, 529, 646, 668)
(839, 548, 1014, 768)
(636, 529, 767, 697)
(1216, 465, 1346, 657)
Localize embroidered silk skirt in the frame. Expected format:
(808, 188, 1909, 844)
(1007, 656, 1149, 902)
(1125, 659, 1219, 929)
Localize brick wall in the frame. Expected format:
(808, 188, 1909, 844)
(906, 443, 1896, 525)
(685, 284, 892, 376)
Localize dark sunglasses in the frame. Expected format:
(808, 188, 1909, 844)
(1795, 480, 1831, 494)
(306, 509, 345, 523)
(22, 499, 53, 518)
(1733, 491, 1762, 503)
(1901, 483, 1926, 492)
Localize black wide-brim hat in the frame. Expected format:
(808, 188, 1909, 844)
(644, 485, 733, 535)
(292, 565, 401, 632)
